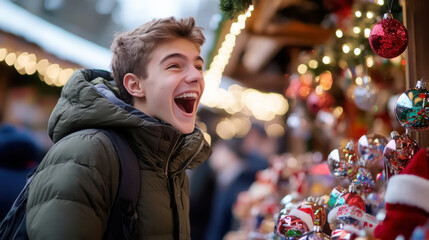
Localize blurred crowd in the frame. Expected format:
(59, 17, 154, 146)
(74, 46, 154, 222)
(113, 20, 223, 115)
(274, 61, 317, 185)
(0, 123, 43, 219)
(189, 123, 280, 240)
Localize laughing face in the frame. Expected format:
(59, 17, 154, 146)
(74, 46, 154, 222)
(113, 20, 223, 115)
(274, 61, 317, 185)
(133, 37, 205, 134)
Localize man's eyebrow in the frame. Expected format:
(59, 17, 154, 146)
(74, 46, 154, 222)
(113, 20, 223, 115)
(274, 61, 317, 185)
(196, 56, 204, 64)
(159, 53, 204, 65)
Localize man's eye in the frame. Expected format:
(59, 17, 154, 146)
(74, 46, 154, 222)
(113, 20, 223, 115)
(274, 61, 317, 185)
(167, 64, 179, 69)
(195, 65, 203, 71)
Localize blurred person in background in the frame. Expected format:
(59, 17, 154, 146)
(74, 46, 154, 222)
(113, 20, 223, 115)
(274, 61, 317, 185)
(202, 123, 278, 240)
(204, 138, 248, 240)
(0, 123, 42, 220)
(189, 158, 216, 240)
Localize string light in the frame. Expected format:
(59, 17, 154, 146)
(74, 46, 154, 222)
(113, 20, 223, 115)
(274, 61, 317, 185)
(308, 60, 318, 69)
(354, 48, 362, 55)
(297, 64, 308, 74)
(322, 56, 331, 64)
(355, 11, 362, 18)
(355, 77, 363, 85)
(364, 28, 371, 38)
(0, 48, 7, 61)
(366, 56, 374, 68)
(335, 29, 343, 38)
(5, 52, 16, 66)
(342, 44, 351, 53)
(201, 5, 289, 124)
(333, 106, 344, 118)
(265, 122, 285, 138)
(353, 26, 361, 34)
(0, 47, 75, 87)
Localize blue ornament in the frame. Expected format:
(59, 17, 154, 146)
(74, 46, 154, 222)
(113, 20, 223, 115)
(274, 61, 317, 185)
(353, 168, 375, 194)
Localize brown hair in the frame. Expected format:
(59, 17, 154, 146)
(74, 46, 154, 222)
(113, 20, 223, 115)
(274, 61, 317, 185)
(110, 17, 205, 104)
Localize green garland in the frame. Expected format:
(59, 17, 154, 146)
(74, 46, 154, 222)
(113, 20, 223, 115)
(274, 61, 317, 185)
(220, 0, 252, 19)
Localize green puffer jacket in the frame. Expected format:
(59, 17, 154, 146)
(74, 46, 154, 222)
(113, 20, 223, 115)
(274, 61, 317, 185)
(26, 69, 212, 240)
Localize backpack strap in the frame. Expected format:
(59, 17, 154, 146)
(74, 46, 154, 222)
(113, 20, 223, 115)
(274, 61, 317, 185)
(99, 129, 140, 240)
(0, 169, 34, 240)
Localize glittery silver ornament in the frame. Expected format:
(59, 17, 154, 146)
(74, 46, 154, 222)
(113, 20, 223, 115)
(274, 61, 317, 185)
(357, 133, 388, 167)
(352, 168, 375, 194)
(352, 76, 379, 111)
(328, 141, 360, 179)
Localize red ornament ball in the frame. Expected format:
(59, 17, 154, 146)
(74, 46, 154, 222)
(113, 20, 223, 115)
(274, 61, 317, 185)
(307, 90, 334, 115)
(276, 215, 309, 238)
(335, 192, 366, 211)
(369, 13, 408, 58)
(383, 131, 420, 174)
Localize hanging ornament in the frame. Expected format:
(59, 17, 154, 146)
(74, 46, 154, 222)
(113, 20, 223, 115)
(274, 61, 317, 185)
(327, 141, 360, 179)
(352, 76, 379, 111)
(376, 170, 384, 181)
(276, 215, 310, 238)
(357, 133, 388, 167)
(369, 11, 408, 58)
(327, 186, 345, 209)
(299, 230, 330, 240)
(383, 131, 420, 174)
(334, 184, 366, 211)
(313, 198, 327, 229)
(366, 192, 384, 215)
(331, 227, 359, 240)
(394, 80, 429, 131)
(300, 197, 328, 229)
(307, 90, 334, 115)
(331, 205, 378, 232)
(352, 168, 375, 194)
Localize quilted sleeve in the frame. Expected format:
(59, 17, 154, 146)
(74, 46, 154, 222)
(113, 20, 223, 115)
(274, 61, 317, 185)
(26, 130, 120, 240)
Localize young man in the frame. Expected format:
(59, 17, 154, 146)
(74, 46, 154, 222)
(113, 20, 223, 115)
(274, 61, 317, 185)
(25, 17, 212, 240)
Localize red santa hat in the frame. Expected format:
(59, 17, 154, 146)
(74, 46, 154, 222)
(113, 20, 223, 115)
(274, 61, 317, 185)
(289, 206, 315, 230)
(374, 148, 429, 240)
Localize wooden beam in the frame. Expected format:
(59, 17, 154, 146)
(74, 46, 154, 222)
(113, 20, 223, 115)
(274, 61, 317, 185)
(250, 0, 285, 33)
(404, 0, 429, 148)
(242, 36, 282, 73)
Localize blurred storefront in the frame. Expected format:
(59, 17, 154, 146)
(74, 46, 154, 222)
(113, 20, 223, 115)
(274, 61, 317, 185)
(0, 1, 112, 151)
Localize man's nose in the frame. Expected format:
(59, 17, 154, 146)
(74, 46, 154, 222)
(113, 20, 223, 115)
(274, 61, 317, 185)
(185, 66, 204, 83)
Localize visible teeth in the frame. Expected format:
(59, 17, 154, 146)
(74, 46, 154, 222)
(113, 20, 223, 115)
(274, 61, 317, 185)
(176, 92, 198, 99)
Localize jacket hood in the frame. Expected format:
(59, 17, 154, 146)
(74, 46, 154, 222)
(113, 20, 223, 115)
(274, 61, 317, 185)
(48, 69, 211, 171)
(48, 69, 144, 142)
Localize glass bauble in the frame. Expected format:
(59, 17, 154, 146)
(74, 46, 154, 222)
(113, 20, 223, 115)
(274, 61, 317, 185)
(394, 80, 429, 131)
(299, 231, 330, 240)
(276, 215, 309, 238)
(307, 90, 334, 115)
(352, 77, 378, 111)
(357, 133, 388, 167)
(352, 168, 375, 194)
(331, 227, 359, 240)
(369, 12, 408, 58)
(334, 192, 365, 211)
(383, 131, 420, 174)
(327, 186, 345, 209)
(328, 141, 359, 179)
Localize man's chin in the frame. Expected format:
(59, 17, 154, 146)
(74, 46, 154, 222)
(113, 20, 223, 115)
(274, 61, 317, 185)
(172, 122, 195, 134)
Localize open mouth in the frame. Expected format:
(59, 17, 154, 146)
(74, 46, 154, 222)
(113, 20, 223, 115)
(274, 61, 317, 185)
(174, 92, 198, 114)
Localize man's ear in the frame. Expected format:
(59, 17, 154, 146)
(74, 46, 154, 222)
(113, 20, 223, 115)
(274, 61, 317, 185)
(123, 73, 145, 97)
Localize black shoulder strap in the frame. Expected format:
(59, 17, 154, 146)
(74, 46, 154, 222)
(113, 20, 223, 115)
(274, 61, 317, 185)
(99, 129, 140, 240)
